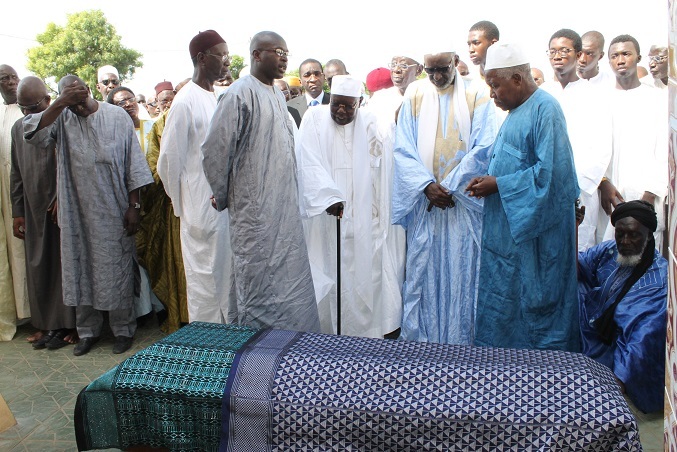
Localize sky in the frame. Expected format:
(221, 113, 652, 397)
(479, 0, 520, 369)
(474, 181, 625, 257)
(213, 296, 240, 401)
(1, 0, 670, 98)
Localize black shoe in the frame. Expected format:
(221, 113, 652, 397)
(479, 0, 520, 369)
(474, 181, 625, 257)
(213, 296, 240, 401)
(33, 330, 57, 350)
(112, 336, 133, 354)
(45, 329, 70, 350)
(73, 337, 99, 356)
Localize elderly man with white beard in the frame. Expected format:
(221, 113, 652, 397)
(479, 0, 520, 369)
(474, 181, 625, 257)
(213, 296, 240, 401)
(578, 200, 667, 414)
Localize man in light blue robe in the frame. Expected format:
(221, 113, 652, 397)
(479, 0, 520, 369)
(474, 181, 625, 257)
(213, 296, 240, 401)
(578, 200, 667, 413)
(467, 43, 580, 351)
(392, 49, 497, 344)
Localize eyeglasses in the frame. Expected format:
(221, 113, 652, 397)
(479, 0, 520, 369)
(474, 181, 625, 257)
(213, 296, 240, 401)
(148, 102, 158, 107)
(259, 48, 291, 58)
(0, 74, 19, 83)
(158, 98, 173, 106)
(18, 97, 46, 113)
(330, 100, 358, 112)
(388, 62, 418, 71)
(546, 48, 574, 58)
(100, 79, 120, 86)
(116, 96, 137, 107)
(424, 65, 452, 74)
(204, 52, 231, 63)
(649, 55, 668, 63)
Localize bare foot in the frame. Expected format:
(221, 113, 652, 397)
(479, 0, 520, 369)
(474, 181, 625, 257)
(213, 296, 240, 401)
(64, 330, 79, 344)
(27, 331, 44, 343)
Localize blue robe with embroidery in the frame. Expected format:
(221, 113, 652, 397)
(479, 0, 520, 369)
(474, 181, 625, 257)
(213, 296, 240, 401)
(579, 240, 667, 413)
(475, 89, 580, 351)
(392, 78, 497, 344)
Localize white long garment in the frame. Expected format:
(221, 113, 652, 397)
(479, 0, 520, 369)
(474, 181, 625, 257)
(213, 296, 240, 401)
(0, 103, 24, 340)
(603, 84, 667, 248)
(542, 79, 612, 250)
(1, 105, 27, 315)
(157, 81, 231, 323)
(297, 106, 402, 338)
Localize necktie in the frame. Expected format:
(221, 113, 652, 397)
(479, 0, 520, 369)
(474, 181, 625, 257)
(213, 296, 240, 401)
(309, 99, 319, 106)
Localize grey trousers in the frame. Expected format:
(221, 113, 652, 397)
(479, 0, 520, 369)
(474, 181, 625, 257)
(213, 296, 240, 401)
(75, 305, 137, 338)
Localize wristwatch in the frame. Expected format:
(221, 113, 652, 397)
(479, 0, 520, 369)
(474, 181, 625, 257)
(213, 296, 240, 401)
(129, 202, 141, 209)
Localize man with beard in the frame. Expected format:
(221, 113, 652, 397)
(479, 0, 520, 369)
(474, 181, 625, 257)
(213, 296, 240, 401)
(202, 31, 319, 332)
(157, 30, 232, 324)
(578, 200, 667, 413)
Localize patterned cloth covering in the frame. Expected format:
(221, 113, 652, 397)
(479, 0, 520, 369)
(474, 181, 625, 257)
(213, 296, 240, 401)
(222, 329, 641, 451)
(74, 322, 259, 451)
(75, 322, 641, 451)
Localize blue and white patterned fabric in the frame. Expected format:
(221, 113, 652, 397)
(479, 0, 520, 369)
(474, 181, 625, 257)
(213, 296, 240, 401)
(222, 329, 640, 451)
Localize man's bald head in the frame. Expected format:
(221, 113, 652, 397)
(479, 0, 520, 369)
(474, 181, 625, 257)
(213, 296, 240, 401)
(17, 76, 50, 115)
(17, 76, 48, 98)
(582, 31, 605, 49)
(58, 75, 87, 93)
(250, 31, 284, 54)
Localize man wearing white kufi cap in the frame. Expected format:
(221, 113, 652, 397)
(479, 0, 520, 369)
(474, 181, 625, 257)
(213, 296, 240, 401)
(466, 42, 580, 352)
(296, 75, 403, 338)
(96, 65, 120, 100)
(392, 45, 498, 345)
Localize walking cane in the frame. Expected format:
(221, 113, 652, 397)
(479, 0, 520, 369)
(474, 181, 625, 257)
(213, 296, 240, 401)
(336, 209, 342, 335)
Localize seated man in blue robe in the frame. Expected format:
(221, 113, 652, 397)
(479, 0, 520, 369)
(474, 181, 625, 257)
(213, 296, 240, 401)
(578, 200, 667, 413)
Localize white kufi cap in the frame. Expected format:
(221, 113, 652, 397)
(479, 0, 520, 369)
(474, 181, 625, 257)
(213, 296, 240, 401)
(484, 43, 529, 71)
(331, 75, 362, 97)
(97, 65, 119, 81)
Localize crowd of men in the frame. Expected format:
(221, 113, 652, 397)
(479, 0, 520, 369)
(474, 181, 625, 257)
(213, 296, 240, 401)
(0, 22, 669, 413)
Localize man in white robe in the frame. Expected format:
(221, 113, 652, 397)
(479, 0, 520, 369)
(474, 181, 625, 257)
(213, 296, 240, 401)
(578, 31, 616, 88)
(542, 29, 612, 251)
(202, 31, 319, 332)
(599, 35, 667, 250)
(0, 64, 28, 341)
(157, 30, 232, 323)
(393, 49, 497, 344)
(297, 75, 403, 338)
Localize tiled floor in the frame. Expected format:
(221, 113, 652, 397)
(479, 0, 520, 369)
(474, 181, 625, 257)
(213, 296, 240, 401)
(0, 319, 166, 452)
(0, 320, 666, 451)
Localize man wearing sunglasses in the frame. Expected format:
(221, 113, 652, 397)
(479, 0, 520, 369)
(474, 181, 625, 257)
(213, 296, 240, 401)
(0, 63, 28, 342)
(392, 47, 498, 345)
(96, 65, 121, 101)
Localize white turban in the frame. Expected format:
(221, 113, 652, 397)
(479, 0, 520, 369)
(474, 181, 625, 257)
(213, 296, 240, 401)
(331, 75, 362, 97)
(484, 43, 529, 71)
(97, 65, 119, 82)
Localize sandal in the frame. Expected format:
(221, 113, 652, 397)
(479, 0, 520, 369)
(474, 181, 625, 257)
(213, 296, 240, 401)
(33, 330, 57, 349)
(46, 329, 71, 350)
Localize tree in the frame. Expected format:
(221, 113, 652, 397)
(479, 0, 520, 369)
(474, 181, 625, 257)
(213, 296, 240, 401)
(26, 10, 143, 100)
(230, 55, 245, 80)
